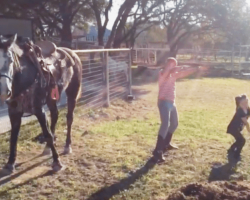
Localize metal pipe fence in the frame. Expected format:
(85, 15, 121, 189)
(0, 48, 132, 134)
(132, 48, 249, 66)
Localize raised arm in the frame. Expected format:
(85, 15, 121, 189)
(172, 66, 208, 79)
(242, 117, 250, 133)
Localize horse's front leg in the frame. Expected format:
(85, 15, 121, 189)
(41, 99, 59, 152)
(4, 110, 22, 173)
(64, 98, 76, 154)
(47, 99, 58, 141)
(34, 107, 63, 171)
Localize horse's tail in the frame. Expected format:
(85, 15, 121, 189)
(76, 78, 82, 100)
(60, 47, 82, 101)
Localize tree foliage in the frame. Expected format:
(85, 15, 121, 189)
(221, 0, 250, 45)
(89, 0, 166, 48)
(157, 0, 250, 57)
(159, 0, 231, 56)
(0, 0, 93, 47)
(1, 0, 249, 51)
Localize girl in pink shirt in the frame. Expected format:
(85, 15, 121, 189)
(153, 58, 207, 162)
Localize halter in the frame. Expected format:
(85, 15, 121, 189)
(0, 73, 12, 81)
(3, 46, 21, 83)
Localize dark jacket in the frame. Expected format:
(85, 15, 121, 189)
(227, 107, 250, 133)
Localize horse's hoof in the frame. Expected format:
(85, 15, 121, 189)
(42, 147, 51, 156)
(63, 146, 72, 154)
(2, 163, 15, 174)
(52, 160, 65, 172)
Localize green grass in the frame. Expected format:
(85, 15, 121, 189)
(0, 78, 250, 199)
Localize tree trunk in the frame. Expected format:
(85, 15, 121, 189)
(60, 3, 73, 48)
(98, 28, 105, 47)
(157, 45, 178, 65)
(113, 30, 123, 48)
(129, 36, 135, 48)
(61, 18, 72, 48)
(169, 45, 178, 58)
(105, 0, 136, 48)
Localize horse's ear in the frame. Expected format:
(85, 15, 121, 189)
(8, 34, 17, 48)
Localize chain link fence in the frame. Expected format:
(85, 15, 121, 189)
(0, 49, 132, 134)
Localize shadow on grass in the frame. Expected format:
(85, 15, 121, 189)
(0, 169, 55, 197)
(208, 152, 241, 182)
(0, 156, 52, 186)
(0, 151, 67, 188)
(87, 157, 157, 200)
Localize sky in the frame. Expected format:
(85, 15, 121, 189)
(106, 1, 123, 30)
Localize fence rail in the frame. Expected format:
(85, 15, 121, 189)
(132, 48, 250, 70)
(0, 48, 132, 134)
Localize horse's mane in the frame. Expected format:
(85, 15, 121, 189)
(11, 42, 24, 58)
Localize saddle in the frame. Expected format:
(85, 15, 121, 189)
(34, 41, 75, 73)
(23, 40, 75, 100)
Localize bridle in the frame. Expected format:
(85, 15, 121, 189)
(0, 47, 22, 92)
(0, 73, 12, 81)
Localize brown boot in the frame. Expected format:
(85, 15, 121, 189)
(153, 135, 165, 162)
(163, 133, 178, 153)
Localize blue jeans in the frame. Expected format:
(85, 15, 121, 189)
(158, 100, 178, 139)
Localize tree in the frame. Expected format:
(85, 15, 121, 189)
(161, 0, 236, 57)
(89, 0, 166, 48)
(221, 0, 250, 46)
(0, 0, 93, 47)
(35, 0, 92, 47)
(88, 0, 112, 46)
(126, 24, 167, 47)
(89, 0, 137, 47)
(114, 0, 166, 48)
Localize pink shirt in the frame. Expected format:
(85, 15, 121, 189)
(158, 70, 176, 102)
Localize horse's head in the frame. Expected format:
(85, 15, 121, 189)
(0, 34, 38, 108)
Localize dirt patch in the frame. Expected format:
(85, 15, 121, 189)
(167, 181, 250, 200)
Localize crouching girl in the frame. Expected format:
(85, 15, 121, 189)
(227, 94, 250, 158)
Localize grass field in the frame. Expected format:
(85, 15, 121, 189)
(0, 78, 250, 199)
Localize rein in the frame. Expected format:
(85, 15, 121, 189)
(0, 73, 12, 81)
